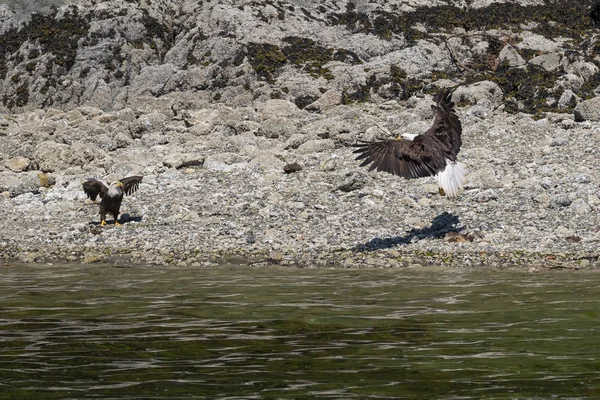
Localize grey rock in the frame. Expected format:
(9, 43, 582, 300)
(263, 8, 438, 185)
(565, 61, 599, 81)
(285, 133, 314, 150)
(475, 189, 498, 203)
(516, 32, 559, 53)
(555, 74, 585, 92)
(306, 90, 343, 112)
(257, 117, 296, 139)
(336, 171, 369, 192)
(469, 166, 502, 189)
(550, 194, 572, 209)
(258, 100, 303, 120)
(0, 5, 15, 33)
(113, 131, 135, 149)
(163, 154, 205, 169)
(574, 97, 600, 122)
(248, 154, 285, 172)
(34, 141, 102, 172)
(130, 64, 182, 99)
(570, 198, 592, 215)
(183, 109, 219, 136)
(557, 90, 578, 109)
(5, 156, 31, 172)
(141, 133, 169, 147)
(0, 171, 41, 197)
(204, 153, 249, 172)
(498, 44, 525, 67)
(78, 106, 104, 118)
(131, 112, 168, 139)
(528, 53, 561, 71)
(453, 81, 503, 108)
(296, 139, 336, 155)
(320, 157, 337, 172)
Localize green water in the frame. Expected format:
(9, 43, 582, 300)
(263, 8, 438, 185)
(1, 263, 600, 399)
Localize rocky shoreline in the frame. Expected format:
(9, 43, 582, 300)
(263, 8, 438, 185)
(2, 0, 600, 269)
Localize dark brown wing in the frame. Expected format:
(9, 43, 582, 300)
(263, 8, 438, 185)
(82, 180, 108, 201)
(352, 88, 463, 179)
(424, 87, 462, 159)
(353, 136, 447, 179)
(119, 176, 143, 196)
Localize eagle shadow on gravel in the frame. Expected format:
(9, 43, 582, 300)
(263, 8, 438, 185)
(353, 212, 462, 252)
(88, 214, 144, 226)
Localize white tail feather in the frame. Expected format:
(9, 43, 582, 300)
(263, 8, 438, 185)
(435, 161, 466, 198)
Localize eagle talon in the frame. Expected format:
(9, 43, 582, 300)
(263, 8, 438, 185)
(100, 220, 107, 226)
(438, 188, 446, 196)
(114, 221, 121, 226)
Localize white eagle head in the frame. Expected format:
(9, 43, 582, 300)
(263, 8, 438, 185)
(107, 181, 124, 198)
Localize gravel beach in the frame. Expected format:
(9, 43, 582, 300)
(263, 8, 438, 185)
(1, 0, 600, 269)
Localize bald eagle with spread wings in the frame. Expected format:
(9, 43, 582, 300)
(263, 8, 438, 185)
(353, 88, 466, 197)
(82, 176, 143, 226)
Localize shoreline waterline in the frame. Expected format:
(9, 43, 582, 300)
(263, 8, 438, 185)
(2, 243, 598, 270)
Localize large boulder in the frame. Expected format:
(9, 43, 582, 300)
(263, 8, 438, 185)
(0, 170, 43, 197)
(574, 97, 600, 122)
(34, 141, 103, 172)
(452, 81, 503, 108)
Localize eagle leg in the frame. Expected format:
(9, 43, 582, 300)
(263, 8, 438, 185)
(100, 206, 107, 226)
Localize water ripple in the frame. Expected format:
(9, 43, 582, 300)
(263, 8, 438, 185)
(1, 263, 600, 398)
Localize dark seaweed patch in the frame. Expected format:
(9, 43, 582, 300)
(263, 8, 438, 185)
(294, 94, 319, 109)
(246, 43, 286, 83)
(341, 84, 370, 104)
(330, 1, 594, 44)
(466, 63, 561, 116)
(245, 37, 360, 82)
(592, 2, 600, 27)
(282, 37, 334, 79)
(0, 5, 89, 80)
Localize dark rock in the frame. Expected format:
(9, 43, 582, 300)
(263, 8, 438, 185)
(336, 171, 368, 192)
(283, 162, 302, 174)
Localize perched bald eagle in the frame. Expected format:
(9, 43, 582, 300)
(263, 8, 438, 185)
(353, 88, 466, 197)
(82, 176, 143, 226)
